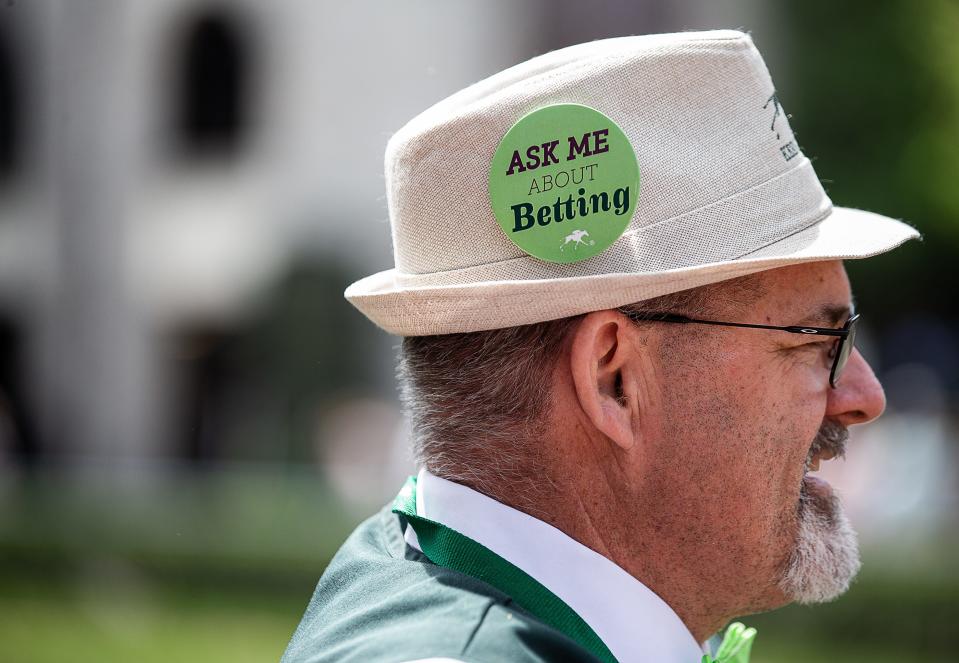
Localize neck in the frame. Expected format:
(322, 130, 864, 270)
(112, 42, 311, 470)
(506, 452, 735, 644)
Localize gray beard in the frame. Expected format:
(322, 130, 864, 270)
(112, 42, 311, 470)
(778, 420, 861, 603)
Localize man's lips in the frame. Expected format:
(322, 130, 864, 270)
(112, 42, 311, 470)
(801, 420, 849, 499)
(802, 473, 832, 494)
(800, 474, 839, 518)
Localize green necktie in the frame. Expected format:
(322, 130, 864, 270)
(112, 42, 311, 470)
(703, 622, 757, 663)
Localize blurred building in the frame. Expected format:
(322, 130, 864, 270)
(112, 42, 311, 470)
(0, 0, 544, 467)
(0, 0, 779, 471)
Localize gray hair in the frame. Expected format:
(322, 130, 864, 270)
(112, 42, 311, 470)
(398, 274, 767, 506)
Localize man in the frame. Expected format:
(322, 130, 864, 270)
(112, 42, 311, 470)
(283, 30, 919, 662)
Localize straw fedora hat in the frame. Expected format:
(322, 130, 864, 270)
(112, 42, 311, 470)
(345, 29, 919, 336)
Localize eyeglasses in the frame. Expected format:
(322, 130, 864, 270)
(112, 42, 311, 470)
(619, 309, 860, 388)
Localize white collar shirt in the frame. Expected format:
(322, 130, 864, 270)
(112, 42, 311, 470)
(403, 468, 708, 663)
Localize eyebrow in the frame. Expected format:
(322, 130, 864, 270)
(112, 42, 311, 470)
(793, 298, 856, 328)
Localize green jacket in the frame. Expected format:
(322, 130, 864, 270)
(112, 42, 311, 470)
(282, 504, 603, 662)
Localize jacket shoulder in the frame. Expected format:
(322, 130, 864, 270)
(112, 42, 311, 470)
(282, 504, 600, 663)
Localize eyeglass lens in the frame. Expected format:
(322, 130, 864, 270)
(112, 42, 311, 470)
(831, 317, 858, 386)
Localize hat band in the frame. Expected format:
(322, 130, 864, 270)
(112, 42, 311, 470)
(394, 159, 830, 288)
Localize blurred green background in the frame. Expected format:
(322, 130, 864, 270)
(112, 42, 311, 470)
(0, 1, 956, 661)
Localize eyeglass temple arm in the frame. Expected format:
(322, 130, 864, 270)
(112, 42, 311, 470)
(622, 311, 850, 337)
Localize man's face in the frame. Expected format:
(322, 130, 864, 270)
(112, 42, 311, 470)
(640, 260, 886, 614)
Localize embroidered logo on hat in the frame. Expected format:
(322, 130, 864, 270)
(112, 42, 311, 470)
(488, 104, 640, 263)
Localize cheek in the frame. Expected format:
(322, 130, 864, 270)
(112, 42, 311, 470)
(655, 349, 769, 490)
(660, 347, 815, 513)
(653, 341, 836, 577)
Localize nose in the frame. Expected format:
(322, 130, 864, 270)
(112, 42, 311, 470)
(825, 348, 887, 426)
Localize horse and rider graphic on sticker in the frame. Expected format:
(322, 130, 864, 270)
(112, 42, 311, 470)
(560, 229, 596, 251)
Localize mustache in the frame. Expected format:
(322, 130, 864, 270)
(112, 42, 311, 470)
(805, 419, 848, 471)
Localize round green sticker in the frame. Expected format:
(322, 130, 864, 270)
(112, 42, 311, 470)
(488, 103, 639, 263)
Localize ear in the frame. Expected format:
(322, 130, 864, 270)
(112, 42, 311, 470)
(568, 310, 644, 451)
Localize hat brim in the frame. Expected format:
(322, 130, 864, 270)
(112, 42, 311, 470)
(345, 206, 920, 336)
